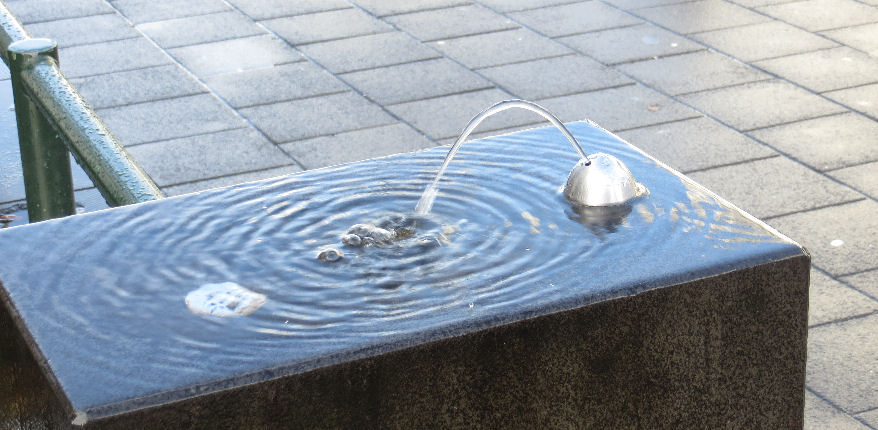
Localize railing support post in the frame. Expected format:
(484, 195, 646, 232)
(7, 38, 75, 222)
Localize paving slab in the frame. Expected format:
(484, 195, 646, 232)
(508, 1, 642, 37)
(692, 21, 838, 62)
(351, 0, 472, 17)
(831, 161, 878, 200)
(429, 28, 572, 69)
(755, 47, 878, 93)
(479, 55, 631, 100)
(560, 23, 703, 65)
(340, 58, 493, 105)
(3, 0, 113, 24)
(808, 269, 878, 327)
(824, 83, 878, 119)
(163, 165, 303, 196)
(822, 23, 878, 56)
(239, 92, 396, 143)
(807, 313, 878, 413)
(842, 270, 878, 303)
(110, 0, 230, 24)
(730, 0, 803, 7)
(125, 128, 294, 186)
(23, 14, 138, 48)
(537, 84, 701, 131)
(634, 0, 769, 34)
(280, 124, 436, 169)
(678, 80, 847, 131)
(804, 390, 872, 430)
(768, 199, 878, 277)
(386, 5, 518, 42)
(71, 65, 207, 110)
(263, 8, 392, 46)
(59, 37, 171, 79)
(97, 94, 247, 146)
(138, 11, 263, 49)
(299, 32, 440, 74)
(757, 0, 878, 32)
(617, 50, 768, 96)
(225, 0, 351, 20)
(475, 0, 580, 12)
(603, 0, 699, 10)
(204, 62, 347, 108)
(856, 410, 878, 428)
(686, 156, 862, 219)
(169, 35, 303, 77)
(616, 117, 776, 173)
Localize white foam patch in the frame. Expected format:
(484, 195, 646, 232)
(185, 282, 267, 317)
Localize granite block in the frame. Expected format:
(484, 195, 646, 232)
(678, 80, 847, 131)
(110, 0, 230, 24)
(59, 38, 171, 79)
(70, 65, 207, 110)
(807, 313, 878, 413)
(280, 124, 436, 169)
(808, 269, 878, 327)
(824, 83, 878, 119)
(749, 113, 878, 171)
(757, 0, 878, 31)
(263, 8, 392, 46)
(617, 50, 768, 95)
(429, 28, 572, 69)
(137, 11, 264, 49)
(23, 14, 138, 48)
(227, 0, 350, 20)
(693, 21, 838, 62)
(634, 0, 769, 34)
(239, 92, 395, 143)
(341, 58, 493, 105)
(125, 128, 294, 186)
(686, 156, 862, 219)
(386, 5, 518, 42)
(3, 0, 112, 24)
(299, 32, 440, 74)
(804, 391, 872, 430)
(163, 165, 303, 196)
(822, 23, 878, 56)
(204, 62, 347, 108)
(479, 55, 631, 100)
(169, 35, 303, 77)
(755, 47, 878, 93)
(560, 23, 703, 65)
(97, 94, 246, 145)
(617, 117, 776, 173)
(351, 0, 471, 17)
(508, 1, 642, 37)
(841, 269, 878, 299)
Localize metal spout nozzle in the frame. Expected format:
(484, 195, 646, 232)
(564, 153, 645, 207)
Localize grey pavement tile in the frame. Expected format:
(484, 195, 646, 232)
(805, 390, 872, 430)
(678, 80, 847, 131)
(537, 84, 701, 131)
(479, 55, 631, 99)
(352, 0, 471, 17)
(808, 269, 878, 327)
(693, 21, 838, 62)
(749, 113, 878, 171)
(4, 0, 112, 24)
(616, 50, 768, 95)
(730, 0, 802, 7)
(616, 117, 776, 173)
(634, 0, 769, 34)
(169, 35, 303, 77)
(71, 65, 206, 109)
(755, 47, 878, 93)
(856, 410, 878, 428)
(299, 32, 440, 74)
(73, 187, 111, 214)
(560, 23, 703, 65)
(429, 28, 572, 69)
(24, 14, 138, 48)
(824, 83, 878, 119)
(604, 0, 699, 9)
(439, 123, 544, 145)
(239, 92, 395, 143)
(204, 62, 347, 108)
(341, 58, 493, 105)
(830, 161, 878, 200)
(97, 94, 247, 145)
(685, 156, 862, 219)
(842, 270, 878, 302)
(227, 0, 351, 20)
(807, 313, 878, 413)
(757, 0, 878, 32)
(822, 23, 878, 56)
(111, 0, 229, 24)
(125, 128, 293, 186)
(164, 165, 303, 196)
(769, 199, 878, 276)
(508, 1, 642, 37)
(138, 11, 263, 49)
(60, 38, 171, 79)
(386, 5, 518, 42)
(476, 0, 580, 13)
(387, 88, 542, 140)
(263, 8, 392, 46)
(281, 124, 436, 169)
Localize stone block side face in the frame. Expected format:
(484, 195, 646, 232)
(51, 254, 810, 429)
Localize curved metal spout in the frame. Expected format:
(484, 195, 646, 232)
(415, 100, 589, 216)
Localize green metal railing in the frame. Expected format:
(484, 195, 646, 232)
(1, 2, 163, 223)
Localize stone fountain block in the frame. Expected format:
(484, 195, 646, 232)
(0, 122, 809, 429)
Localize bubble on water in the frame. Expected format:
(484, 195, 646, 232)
(185, 282, 267, 317)
(317, 248, 344, 262)
(342, 233, 363, 247)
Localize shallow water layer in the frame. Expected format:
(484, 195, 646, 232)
(0, 122, 798, 416)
